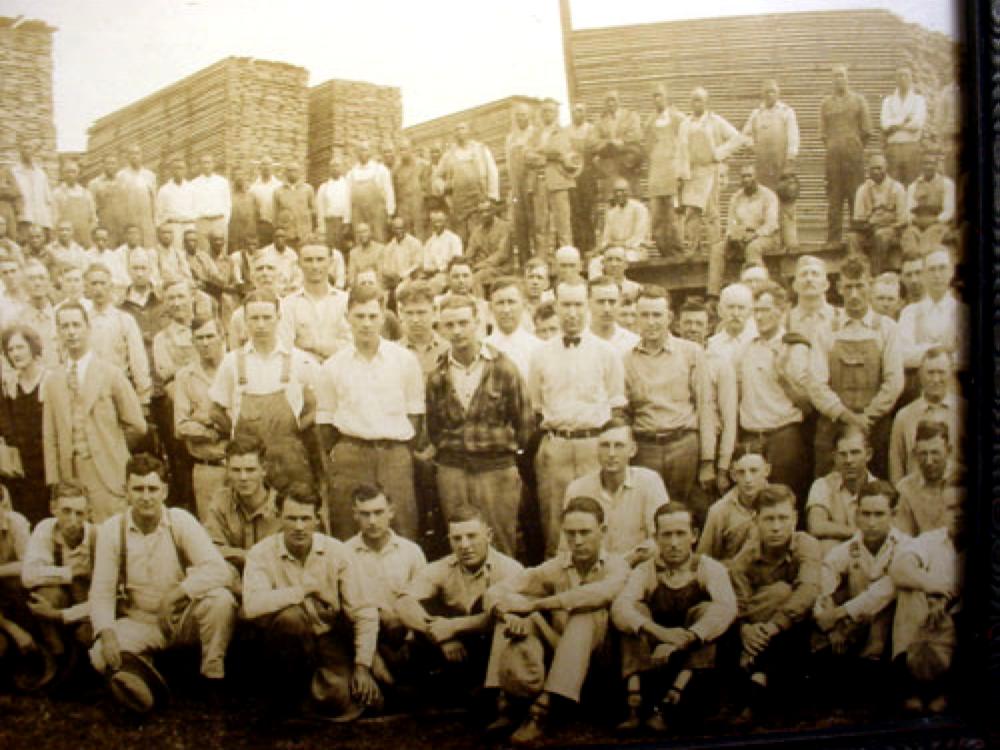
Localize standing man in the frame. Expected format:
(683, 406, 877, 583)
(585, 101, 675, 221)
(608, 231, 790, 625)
(115, 145, 157, 249)
(505, 102, 538, 262)
(435, 123, 499, 245)
(484, 277, 542, 379)
(348, 140, 395, 243)
(785, 255, 842, 352)
(88, 154, 122, 245)
(644, 84, 687, 256)
(900, 153, 955, 257)
(526, 99, 575, 258)
(249, 156, 283, 247)
(849, 154, 908, 274)
(316, 154, 351, 252)
(896, 247, 967, 372)
(625, 285, 713, 503)
(53, 161, 97, 248)
(274, 163, 315, 248)
(397, 279, 450, 374)
(820, 65, 873, 249)
(42, 302, 147, 522)
(228, 165, 258, 253)
(0, 161, 23, 247)
(587, 276, 640, 357)
(725, 165, 780, 269)
(566, 102, 597, 258)
(190, 155, 231, 250)
(742, 79, 800, 191)
(393, 138, 430, 240)
(426, 294, 534, 557)
(528, 280, 626, 556)
(316, 286, 425, 541)
(593, 90, 643, 203)
(155, 157, 195, 252)
(706, 283, 756, 366)
(88, 454, 236, 712)
(880, 67, 927, 186)
(12, 136, 53, 242)
(679, 87, 745, 282)
(278, 241, 351, 363)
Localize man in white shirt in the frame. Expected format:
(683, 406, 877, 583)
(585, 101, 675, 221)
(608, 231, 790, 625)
(348, 140, 395, 243)
(422, 209, 463, 294)
(725, 165, 780, 265)
(900, 153, 956, 257)
(896, 247, 967, 372)
(278, 241, 351, 363)
(880, 67, 927, 186)
(316, 154, 351, 251)
(248, 156, 283, 247)
(588, 275, 640, 357)
(156, 157, 195, 251)
(11, 136, 54, 240)
(484, 277, 541, 380)
(190, 155, 231, 251)
(601, 179, 649, 260)
(706, 283, 756, 366)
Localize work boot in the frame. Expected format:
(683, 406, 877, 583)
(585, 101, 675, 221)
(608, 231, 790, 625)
(485, 692, 515, 736)
(616, 690, 642, 731)
(645, 705, 670, 732)
(511, 699, 548, 747)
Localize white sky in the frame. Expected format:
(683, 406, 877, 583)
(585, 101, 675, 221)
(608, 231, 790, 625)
(0, 0, 964, 151)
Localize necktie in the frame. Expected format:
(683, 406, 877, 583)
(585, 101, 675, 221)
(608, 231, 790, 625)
(67, 359, 79, 397)
(563, 336, 581, 348)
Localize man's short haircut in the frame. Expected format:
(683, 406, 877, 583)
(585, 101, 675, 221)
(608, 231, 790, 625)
(598, 416, 632, 437)
(921, 346, 953, 367)
(347, 284, 383, 309)
(555, 280, 587, 300)
(900, 250, 924, 268)
(524, 258, 549, 275)
(555, 245, 581, 263)
(794, 254, 827, 275)
(562, 496, 605, 525)
(190, 314, 222, 336)
(489, 276, 523, 299)
(873, 272, 901, 292)
(1, 324, 43, 359)
(226, 434, 265, 463)
(533, 301, 557, 324)
(438, 293, 478, 317)
(858, 480, 900, 510)
(915, 419, 950, 444)
(833, 422, 870, 450)
(242, 289, 280, 312)
(654, 501, 700, 533)
(352, 483, 390, 506)
(51, 480, 89, 505)
(732, 439, 769, 464)
(637, 283, 669, 305)
(740, 260, 769, 276)
(55, 301, 90, 326)
(678, 298, 707, 317)
(754, 483, 796, 513)
(753, 280, 789, 306)
(447, 505, 486, 527)
(276, 481, 322, 514)
(840, 255, 871, 280)
(396, 280, 435, 307)
(83, 262, 112, 280)
(587, 275, 620, 295)
(126, 453, 168, 482)
(719, 283, 753, 306)
(447, 256, 473, 274)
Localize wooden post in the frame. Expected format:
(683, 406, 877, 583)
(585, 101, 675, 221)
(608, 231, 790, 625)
(558, 0, 578, 107)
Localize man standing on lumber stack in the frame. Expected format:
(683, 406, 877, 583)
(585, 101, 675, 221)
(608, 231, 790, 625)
(348, 139, 395, 244)
(506, 102, 539, 264)
(393, 138, 430, 241)
(526, 99, 575, 260)
(566, 102, 598, 260)
(12, 136, 54, 244)
(190, 155, 231, 253)
(435, 123, 499, 247)
(115, 145, 157, 249)
(249, 156, 283, 247)
(156, 157, 196, 253)
(593, 90, 642, 208)
(316, 154, 351, 254)
(643, 84, 688, 258)
(274, 163, 315, 250)
(88, 154, 122, 246)
(820, 65, 873, 251)
(880, 67, 927, 187)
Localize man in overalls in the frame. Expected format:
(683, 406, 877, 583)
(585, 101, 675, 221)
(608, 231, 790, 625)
(612, 502, 737, 732)
(593, 90, 643, 205)
(566, 103, 597, 259)
(435, 123, 499, 246)
(849, 154, 908, 274)
(393, 138, 430, 240)
(808, 255, 904, 478)
(643, 84, 687, 257)
(900, 153, 956, 257)
(505, 103, 538, 263)
(348, 140, 395, 243)
(208, 290, 321, 492)
(526, 99, 575, 259)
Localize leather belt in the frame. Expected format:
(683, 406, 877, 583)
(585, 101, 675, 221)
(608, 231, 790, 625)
(546, 428, 601, 440)
(340, 435, 409, 450)
(633, 428, 695, 445)
(193, 457, 225, 467)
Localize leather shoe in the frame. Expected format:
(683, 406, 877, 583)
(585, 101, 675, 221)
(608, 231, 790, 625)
(645, 708, 669, 732)
(510, 716, 544, 747)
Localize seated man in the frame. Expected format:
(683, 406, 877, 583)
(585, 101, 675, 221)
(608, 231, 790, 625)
(729, 484, 821, 719)
(812, 481, 907, 688)
(242, 483, 382, 720)
(612, 502, 737, 732)
(22, 482, 96, 686)
(697, 443, 770, 563)
(585, 246, 640, 300)
(204, 436, 281, 584)
(848, 154, 907, 274)
(466, 198, 514, 293)
(889, 484, 964, 714)
(88, 454, 237, 713)
(806, 425, 878, 554)
(563, 418, 669, 566)
(484, 497, 629, 746)
(396, 507, 522, 696)
(344, 484, 426, 677)
(900, 152, 955, 257)
(725, 165, 780, 266)
(601, 178, 649, 262)
(0, 492, 36, 681)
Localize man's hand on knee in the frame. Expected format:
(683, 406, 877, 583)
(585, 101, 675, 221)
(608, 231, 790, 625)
(99, 628, 122, 671)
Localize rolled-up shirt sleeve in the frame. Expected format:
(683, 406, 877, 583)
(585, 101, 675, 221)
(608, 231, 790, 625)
(610, 562, 655, 634)
(338, 555, 379, 667)
(690, 555, 738, 642)
(173, 509, 233, 599)
(89, 516, 122, 635)
(21, 521, 72, 589)
(554, 555, 629, 612)
(242, 544, 305, 620)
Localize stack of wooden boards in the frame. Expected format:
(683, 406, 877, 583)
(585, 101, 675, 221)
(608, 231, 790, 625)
(567, 8, 961, 247)
(307, 79, 402, 186)
(82, 57, 309, 181)
(0, 16, 58, 179)
(403, 95, 543, 200)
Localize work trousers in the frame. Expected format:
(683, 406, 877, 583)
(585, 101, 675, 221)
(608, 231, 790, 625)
(825, 139, 866, 243)
(89, 588, 236, 679)
(535, 434, 600, 557)
(532, 188, 572, 258)
(436, 463, 521, 558)
(740, 581, 811, 681)
(620, 602, 716, 678)
(739, 423, 807, 507)
(849, 225, 901, 274)
(191, 463, 227, 523)
(32, 583, 93, 656)
(886, 142, 922, 187)
(650, 195, 679, 254)
(329, 439, 417, 541)
(570, 174, 597, 256)
(633, 431, 699, 503)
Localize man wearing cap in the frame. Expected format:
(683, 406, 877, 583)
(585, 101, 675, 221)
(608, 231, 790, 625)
(348, 140, 395, 243)
(243, 484, 382, 719)
(601, 179, 649, 258)
(726, 165, 780, 268)
(880, 67, 927, 186)
(434, 123, 500, 246)
(849, 154, 907, 274)
(89, 454, 236, 712)
(593, 90, 643, 203)
(644, 84, 688, 256)
(820, 66, 873, 249)
(506, 103, 539, 262)
(527, 99, 576, 258)
(467, 199, 514, 292)
(900, 153, 956, 257)
(566, 102, 598, 258)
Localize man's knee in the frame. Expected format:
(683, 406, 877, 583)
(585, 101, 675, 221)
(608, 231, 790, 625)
(195, 588, 237, 624)
(269, 604, 313, 638)
(32, 585, 70, 609)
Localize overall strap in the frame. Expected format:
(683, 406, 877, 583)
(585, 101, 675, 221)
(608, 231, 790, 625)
(118, 513, 129, 607)
(279, 351, 291, 385)
(166, 509, 192, 573)
(236, 349, 248, 388)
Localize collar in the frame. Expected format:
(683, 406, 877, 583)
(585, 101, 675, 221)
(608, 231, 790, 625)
(448, 343, 495, 370)
(447, 548, 498, 576)
(654, 552, 697, 573)
(847, 526, 906, 553)
(918, 392, 958, 411)
(54, 520, 93, 550)
(843, 309, 878, 329)
(125, 506, 170, 534)
(636, 333, 675, 355)
(350, 530, 401, 554)
(349, 338, 387, 361)
(794, 300, 835, 321)
(404, 333, 447, 353)
(278, 532, 325, 561)
(828, 470, 877, 493)
(67, 350, 93, 372)
(560, 548, 609, 572)
(600, 467, 635, 493)
(235, 487, 277, 522)
(244, 339, 292, 358)
(915, 462, 959, 489)
(125, 285, 157, 307)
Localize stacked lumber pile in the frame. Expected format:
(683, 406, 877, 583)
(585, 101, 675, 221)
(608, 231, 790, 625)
(0, 17, 58, 179)
(307, 79, 402, 186)
(569, 9, 961, 246)
(83, 57, 309, 182)
(403, 95, 544, 199)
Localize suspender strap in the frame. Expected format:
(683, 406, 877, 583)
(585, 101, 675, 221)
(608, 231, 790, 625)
(279, 351, 291, 385)
(237, 350, 248, 388)
(117, 511, 191, 610)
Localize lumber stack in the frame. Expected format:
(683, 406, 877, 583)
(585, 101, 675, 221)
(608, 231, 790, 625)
(83, 57, 309, 183)
(568, 9, 961, 246)
(0, 17, 58, 179)
(307, 79, 402, 186)
(403, 95, 544, 199)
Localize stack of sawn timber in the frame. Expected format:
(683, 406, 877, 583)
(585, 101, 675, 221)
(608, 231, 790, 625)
(0, 17, 58, 179)
(403, 95, 544, 200)
(83, 57, 309, 182)
(307, 79, 402, 186)
(569, 9, 961, 246)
